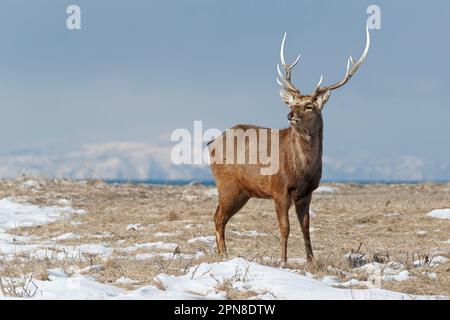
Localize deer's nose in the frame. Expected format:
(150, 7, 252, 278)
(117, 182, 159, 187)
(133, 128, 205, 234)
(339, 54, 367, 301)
(287, 111, 293, 120)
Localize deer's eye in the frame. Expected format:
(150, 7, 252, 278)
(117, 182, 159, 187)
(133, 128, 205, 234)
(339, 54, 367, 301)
(305, 104, 314, 111)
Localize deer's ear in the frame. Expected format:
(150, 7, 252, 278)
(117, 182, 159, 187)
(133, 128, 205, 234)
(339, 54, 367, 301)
(315, 90, 330, 109)
(279, 89, 295, 106)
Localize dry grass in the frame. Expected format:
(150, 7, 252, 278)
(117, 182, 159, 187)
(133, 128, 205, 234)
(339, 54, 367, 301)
(1, 177, 449, 297)
(0, 274, 39, 298)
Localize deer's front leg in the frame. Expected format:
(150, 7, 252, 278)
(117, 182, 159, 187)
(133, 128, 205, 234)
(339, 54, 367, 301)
(295, 193, 314, 262)
(274, 198, 290, 267)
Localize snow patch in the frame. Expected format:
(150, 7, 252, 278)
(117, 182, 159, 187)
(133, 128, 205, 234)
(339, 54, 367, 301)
(116, 277, 139, 285)
(121, 241, 179, 252)
(384, 212, 401, 217)
(414, 256, 449, 267)
(48, 268, 68, 279)
(231, 230, 267, 237)
(204, 188, 218, 197)
(153, 232, 180, 238)
(126, 224, 140, 231)
(187, 236, 215, 244)
(56, 199, 72, 207)
(315, 186, 337, 193)
(135, 251, 203, 261)
(51, 233, 81, 241)
(287, 257, 306, 265)
(383, 270, 410, 282)
(427, 209, 450, 220)
(21, 180, 41, 190)
(70, 244, 113, 256)
(0, 198, 85, 230)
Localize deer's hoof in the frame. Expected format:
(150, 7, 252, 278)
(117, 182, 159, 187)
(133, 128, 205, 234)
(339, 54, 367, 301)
(216, 250, 228, 260)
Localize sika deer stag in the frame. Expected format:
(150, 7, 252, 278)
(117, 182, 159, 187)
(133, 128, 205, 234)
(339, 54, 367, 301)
(209, 27, 370, 266)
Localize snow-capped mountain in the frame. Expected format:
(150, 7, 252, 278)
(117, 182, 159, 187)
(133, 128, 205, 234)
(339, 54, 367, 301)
(0, 142, 210, 181)
(323, 154, 450, 182)
(0, 142, 448, 182)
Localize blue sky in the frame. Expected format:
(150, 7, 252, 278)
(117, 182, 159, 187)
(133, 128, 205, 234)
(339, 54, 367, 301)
(0, 1, 449, 165)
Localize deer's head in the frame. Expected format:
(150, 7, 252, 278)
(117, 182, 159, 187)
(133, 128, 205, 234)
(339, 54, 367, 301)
(277, 28, 370, 134)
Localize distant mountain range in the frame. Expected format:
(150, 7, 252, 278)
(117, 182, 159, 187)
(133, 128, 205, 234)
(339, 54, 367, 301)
(0, 142, 449, 182)
(322, 154, 450, 182)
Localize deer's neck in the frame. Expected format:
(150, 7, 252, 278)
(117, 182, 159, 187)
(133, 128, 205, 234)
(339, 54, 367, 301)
(289, 126, 323, 176)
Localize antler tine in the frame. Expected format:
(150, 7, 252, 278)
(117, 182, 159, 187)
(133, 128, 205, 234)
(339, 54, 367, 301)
(315, 75, 323, 91)
(280, 33, 300, 69)
(277, 32, 301, 94)
(280, 32, 287, 66)
(315, 26, 371, 95)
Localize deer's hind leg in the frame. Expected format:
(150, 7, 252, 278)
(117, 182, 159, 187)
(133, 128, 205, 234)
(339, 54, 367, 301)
(214, 189, 249, 257)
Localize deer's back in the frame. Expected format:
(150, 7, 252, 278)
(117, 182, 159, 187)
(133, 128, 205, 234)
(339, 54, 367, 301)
(208, 124, 296, 199)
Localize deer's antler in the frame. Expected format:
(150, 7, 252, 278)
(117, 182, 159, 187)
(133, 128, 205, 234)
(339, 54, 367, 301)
(276, 32, 301, 97)
(313, 27, 371, 98)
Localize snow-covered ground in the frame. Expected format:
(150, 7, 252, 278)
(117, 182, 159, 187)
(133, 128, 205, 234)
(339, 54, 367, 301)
(1, 258, 443, 300)
(0, 197, 85, 256)
(427, 209, 450, 220)
(0, 196, 447, 300)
